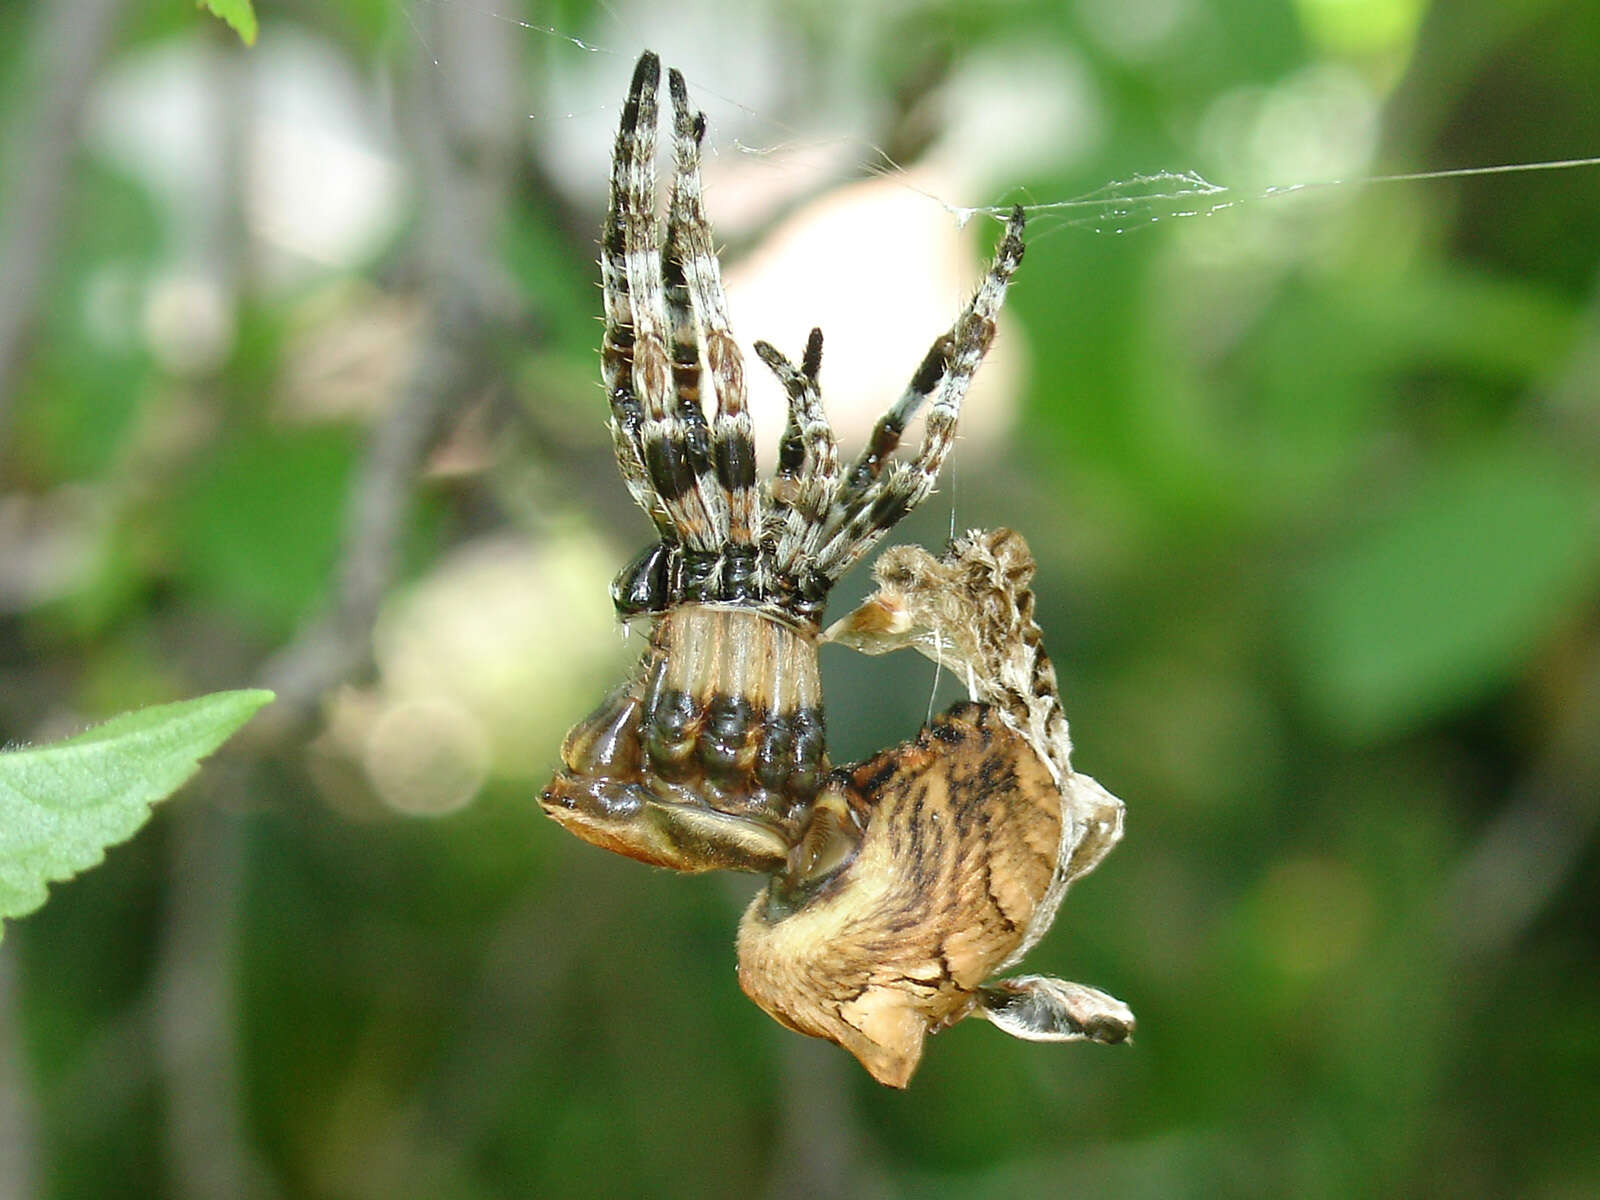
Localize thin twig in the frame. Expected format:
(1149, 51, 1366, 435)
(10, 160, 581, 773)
(253, 298, 482, 726)
(764, 1036, 891, 1200)
(1439, 622, 1600, 959)
(1438, 268, 1600, 957)
(155, 790, 282, 1200)
(0, 944, 36, 1200)
(255, 18, 526, 734)
(160, 14, 532, 1198)
(148, 41, 280, 1200)
(0, 0, 131, 460)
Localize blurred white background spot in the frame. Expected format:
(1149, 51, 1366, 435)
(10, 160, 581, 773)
(366, 532, 632, 789)
(88, 28, 407, 291)
(363, 696, 491, 817)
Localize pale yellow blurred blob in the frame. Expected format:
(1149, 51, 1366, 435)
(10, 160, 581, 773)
(277, 281, 426, 424)
(709, 41, 1104, 468)
(142, 271, 234, 376)
(362, 697, 491, 817)
(326, 531, 634, 815)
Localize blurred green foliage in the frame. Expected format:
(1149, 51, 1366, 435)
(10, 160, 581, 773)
(199, 1, 258, 47)
(1, 0, 1596, 1198)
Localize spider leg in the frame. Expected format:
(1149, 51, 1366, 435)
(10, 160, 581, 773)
(813, 206, 1026, 583)
(663, 178, 726, 541)
(834, 333, 952, 513)
(611, 54, 726, 555)
(600, 53, 672, 537)
(753, 328, 840, 577)
(666, 68, 761, 557)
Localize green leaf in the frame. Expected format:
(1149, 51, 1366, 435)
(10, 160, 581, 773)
(0, 689, 274, 939)
(1289, 441, 1600, 738)
(198, 0, 258, 45)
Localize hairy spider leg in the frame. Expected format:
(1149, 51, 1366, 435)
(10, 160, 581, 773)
(616, 55, 723, 553)
(753, 328, 841, 578)
(812, 206, 1026, 582)
(662, 99, 727, 543)
(666, 68, 761, 555)
(600, 52, 673, 537)
(834, 332, 952, 512)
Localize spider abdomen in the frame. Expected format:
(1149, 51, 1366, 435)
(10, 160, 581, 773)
(540, 605, 824, 873)
(737, 703, 1063, 1087)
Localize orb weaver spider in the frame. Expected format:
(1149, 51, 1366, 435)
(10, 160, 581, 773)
(540, 53, 1132, 1086)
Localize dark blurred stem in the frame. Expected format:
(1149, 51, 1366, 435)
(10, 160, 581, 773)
(256, 18, 522, 733)
(1440, 274, 1600, 957)
(252, 289, 482, 726)
(717, 875, 885, 1200)
(241, 12, 528, 1185)
(0, 0, 130, 461)
(151, 40, 277, 1200)
(763, 1036, 889, 1200)
(418, 853, 618, 1155)
(1440, 611, 1600, 958)
(0, 944, 37, 1200)
(156, 793, 281, 1200)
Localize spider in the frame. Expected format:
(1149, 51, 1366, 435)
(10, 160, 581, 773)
(540, 51, 1024, 874)
(539, 53, 1132, 1086)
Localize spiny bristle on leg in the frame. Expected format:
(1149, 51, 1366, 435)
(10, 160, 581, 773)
(600, 53, 670, 537)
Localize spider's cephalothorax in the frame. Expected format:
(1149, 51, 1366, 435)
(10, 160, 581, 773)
(540, 53, 1027, 873)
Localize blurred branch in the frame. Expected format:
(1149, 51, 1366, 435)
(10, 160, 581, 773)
(415, 853, 615, 1159)
(0, 0, 130, 461)
(1440, 621, 1600, 956)
(155, 796, 281, 1200)
(253, 292, 486, 727)
(1543, 261, 1600, 453)
(0, 944, 37, 1200)
(1440, 270, 1600, 957)
(151, 45, 278, 1200)
(707, 875, 890, 1200)
(764, 1036, 889, 1200)
(161, 14, 533, 1199)
(256, 11, 528, 735)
